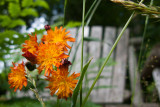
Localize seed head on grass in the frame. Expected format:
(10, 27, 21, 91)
(111, 0, 160, 18)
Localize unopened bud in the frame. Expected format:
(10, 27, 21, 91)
(44, 25, 51, 30)
(61, 59, 72, 66)
(25, 62, 36, 71)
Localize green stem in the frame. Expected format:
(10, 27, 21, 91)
(27, 70, 45, 107)
(80, 0, 86, 106)
(84, 0, 97, 21)
(63, 0, 67, 26)
(86, 0, 101, 26)
(137, 16, 149, 72)
(57, 98, 60, 107)
(137, 0, 153, 72)
(131, 16, 149, 107)
(81, 11, 135, 107)
(132, 0, 153, 107)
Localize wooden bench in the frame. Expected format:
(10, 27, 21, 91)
(68, 26, 130, 103)
(68, 26, 160, 106)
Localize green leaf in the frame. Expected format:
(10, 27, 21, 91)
(33, 0, 49, 10)
(71, 58, 92, 107)
(9, 19, 26, 28)
(93, 85, 113, 90)
(0, 0, 5, 5)
(65, 21, 81, 28)
(22, 0, 33, 7)
(0, 30, 21, 43)
(84, 37, 101, 42)
(7, 0, 19, 3)
(8, 2, 21, 18)
(50, 21, 63, 27)
(0, 15, 12, 27)
(20, 8, 38, 17)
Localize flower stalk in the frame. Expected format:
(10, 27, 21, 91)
(26, 70, 45, 107)
(80, 0, 86, 106)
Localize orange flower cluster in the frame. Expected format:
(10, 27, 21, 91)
(8, 25, 80, 100)
(8, 62, 27, 92)
(46, 59, 80, 100)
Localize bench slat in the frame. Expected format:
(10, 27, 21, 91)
(129, 45, 143, 106)
(108, 28, 129, 103)
(67, 27, 78, 62)
(91, 27, 116, 103)
(88, 26, 102, 101)
(69, 26, 129, 103)
(71, 26, 89, 73)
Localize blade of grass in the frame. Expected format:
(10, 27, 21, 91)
(80, 0, 86, 105)
(81, 0, 145, 106)
(63, 0, 67, 26)
(84, 0, 98, 21)
(132, 0, 154, 107)
(86, 0, 101, 26)
(137, 0, 153, 72)
(81, 11, 136, 107)
(71, 58, 92, 107)
(83, 37, 101, 42)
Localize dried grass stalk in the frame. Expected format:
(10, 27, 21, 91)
(111, 0, 160, 18)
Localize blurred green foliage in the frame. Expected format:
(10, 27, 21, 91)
(0, 0, 50, 97)
(0, 0, 49, 28)
(0, 0, 49, 63)
(0, 97, 101, 107)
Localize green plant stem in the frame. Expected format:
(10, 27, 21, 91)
(131, 16, 149, 106)
(137, 0, 153, 72)
(57, 98, 60, 107)
(27, 70, 45, 107)
(84, 0, 97, 21)
(137, 16, 149, 71)
(63, 0, 67, 26)
(132, 0, 153, 107)
(81, 11, 135, 107)
(86, 0, 101, 26)
(80, 0, 86, 106)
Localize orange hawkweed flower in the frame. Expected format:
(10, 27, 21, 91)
(22, 34, 38, 55)
(42, 25, 75, 52)
(8, 62, 27, 92)
(46, 59, 80, 100)
(22, 34, 39, 64)
(37, 42, 69, 76)
(22, 51, 38, 64)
